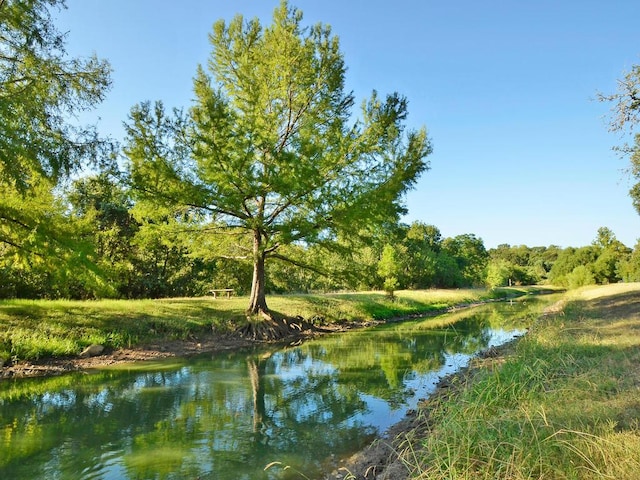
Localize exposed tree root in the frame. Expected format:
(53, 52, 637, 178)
(236, 311, 323, 341)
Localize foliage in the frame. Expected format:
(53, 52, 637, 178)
(617, 240, 640, 282)
(599, 63, 640, 138)
(547, 228, 631, 288)
(0, 0, 112, 291)
(565, 264, 596, 289)
(441, 233, 488, 287)
(600, 63, 640, 213)
(123, 1, 432, 314)
(66, 172, 224, 299)
(489, 243, 560, 285)
(377, 244, 403, 296)
(0, 179, 108, 299)
(485, 258, 518, 289)
(0, 0, 112, 190)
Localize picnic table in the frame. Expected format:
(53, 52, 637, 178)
(209, 288, 235, 299)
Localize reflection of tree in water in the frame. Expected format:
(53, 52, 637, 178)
(1, 367, 218, 479)
(246, 351, 375, 471)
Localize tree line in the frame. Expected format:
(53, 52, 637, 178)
(2, 1, 640, 311)
(3, 168, 639, 299)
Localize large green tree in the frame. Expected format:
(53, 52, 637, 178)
(0, 0, 111, 264)
(124, 2, 432, 322)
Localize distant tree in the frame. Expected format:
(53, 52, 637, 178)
(434, 252, 463, 288)
(69, 174, 137, 260)
(548, 246, 599, 287)
(618, 240, 640, 282)
(593, 226, 616, 249)
(485, 258, 534, 288)
(590, 227, 630, 284)
(402, 222, 440, 288)
(442, 234, 488, 286)
(547, 229, 630, 288)
(565, 265, 596, 289)
(405, 222, 442, 252)
(485, 259, 513, 289)
(124, 2, 431, 329)
(488, 244, 558, 285)
(528, 245, 561, 281)
(377, 244, 403, 297)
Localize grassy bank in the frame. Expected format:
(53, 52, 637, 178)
(0, 287, 536, 364)
(399, 283, 640, 479)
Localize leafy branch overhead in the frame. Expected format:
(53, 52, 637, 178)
(124, 1, 432, 316)
(0, 0, 112, 192)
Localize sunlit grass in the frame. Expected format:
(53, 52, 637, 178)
(401, 283, 640, 479)
(0, 287, 537, 363)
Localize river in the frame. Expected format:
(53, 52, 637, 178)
(0, 298, 545, 479)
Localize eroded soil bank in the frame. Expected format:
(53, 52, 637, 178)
(0, 298, 507, 380)
(0, 317, 377, 379)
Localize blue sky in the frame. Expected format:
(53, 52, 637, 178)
(57, 0, 640, 249)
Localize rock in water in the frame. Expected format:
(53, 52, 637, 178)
(79, 344, 105, 358)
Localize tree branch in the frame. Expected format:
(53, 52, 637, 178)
(269, 252, 328, 276)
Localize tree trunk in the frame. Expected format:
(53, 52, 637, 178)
(248, 229, 269, 315)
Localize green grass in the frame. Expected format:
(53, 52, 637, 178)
(0, 287, 534, 363)
(402, 283, 640, 479)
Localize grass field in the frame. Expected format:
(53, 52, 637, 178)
(0, 287, 533, 363)
(399, 283, 640, 479)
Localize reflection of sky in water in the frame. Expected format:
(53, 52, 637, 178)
(273, 352, 337, 381)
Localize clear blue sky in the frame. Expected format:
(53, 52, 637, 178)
(57, 0, 640, 249)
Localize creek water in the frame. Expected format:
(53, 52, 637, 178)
(0, 299, 545, 479)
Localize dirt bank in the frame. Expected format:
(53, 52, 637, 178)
(0, 299, 505, 380)
(0, 320, 366, 380)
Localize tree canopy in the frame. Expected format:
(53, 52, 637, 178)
(124, 1, 432, 320)
(0, 0, 111, 190)
(0, 0, 111, 266)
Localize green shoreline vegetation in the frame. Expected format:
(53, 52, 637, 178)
(3, 283, 640, 479)
(391, 283, 640, 479)
(0, 287, 537, 365)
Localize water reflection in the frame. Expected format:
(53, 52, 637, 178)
(0, 300, 544, 479)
